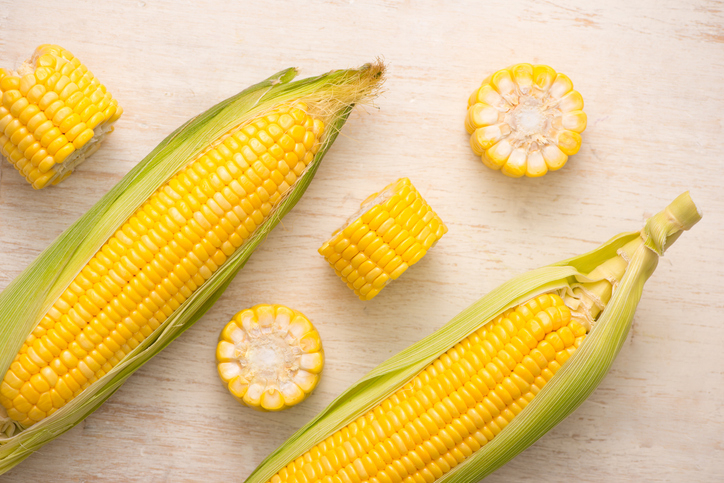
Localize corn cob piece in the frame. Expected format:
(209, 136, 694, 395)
(0, 102, 323, 426)
(0, 45, 122, 189)
(466, 64, 586, 178)
(319, 178, 447, 300)
(0, 62, 384, 450)
(246, 193, 700, 483)
(217, 304, 324, 411)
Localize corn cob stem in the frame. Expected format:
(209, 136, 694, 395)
(563, 238, 636, 330)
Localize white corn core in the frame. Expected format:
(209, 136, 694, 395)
(505, 94, 557, 150)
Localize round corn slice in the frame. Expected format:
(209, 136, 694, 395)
(0, 44, 123, 189)
(216, 304, 324, 411)
(465, 63, 586, 178)
(319, 178, 447, 301)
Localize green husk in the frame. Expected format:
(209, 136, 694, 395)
(245, 192, 701, 483)
(0, 62, 385, 473)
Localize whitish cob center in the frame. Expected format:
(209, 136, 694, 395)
(466, 63, 587, 178)
(266, 293, 587, 483)
(0, 102, 324, 427)
(217, 304, 324, 411)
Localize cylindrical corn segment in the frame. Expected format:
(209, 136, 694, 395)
(318, 178, 447, 301)
(466, 63, 586, 178)
(217, 304, 324, 411)
(0, 44, 123, 189)
(0, 102, 324, 426)
(264, 293, 587, 483)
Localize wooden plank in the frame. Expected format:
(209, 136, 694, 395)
(0, 0, 722, 481)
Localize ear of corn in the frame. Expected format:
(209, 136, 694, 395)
(0, 45, 122, 188)
(244, 193, 700, 483)
(0, 62, 384, 473)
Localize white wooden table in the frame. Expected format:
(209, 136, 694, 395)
(1, 1, 722, 481)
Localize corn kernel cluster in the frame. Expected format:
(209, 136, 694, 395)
(217, 304, 324, 411)
(0, 102, 324, 426)
(319, 178, 447, 301)
(0, 45, 122, 189)
(466, 64, 587, 178)
(266, 293, 587, 483)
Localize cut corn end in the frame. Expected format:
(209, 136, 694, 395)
(217, 304, 324, 411)
(0, 44, 123, 189)
(319, 178, 447, 301)
(466, 63, 586, 178)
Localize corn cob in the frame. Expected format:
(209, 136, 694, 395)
(0, 62, 384, 473)
(319, 179, 447, 300)
(0, 45, 122, 189)
(466, 64, 586, 178)
(246, 193, 700, 483)
(0, 102, 322, 426)
(217, 304, 324, 411)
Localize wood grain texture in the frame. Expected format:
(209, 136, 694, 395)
(1, 0, 722, 481)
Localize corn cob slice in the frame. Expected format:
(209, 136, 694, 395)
(0, 45, 122, 189)
(319, 179, 447, 300)
(246, 193, 700, 483)
(466, 64, 586, 178)
(217, 304, 324, 411)
(266, 293, 584, 483)
(0, 62, 384, 462)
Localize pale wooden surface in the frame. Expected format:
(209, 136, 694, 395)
(0, 1, 723, 481)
